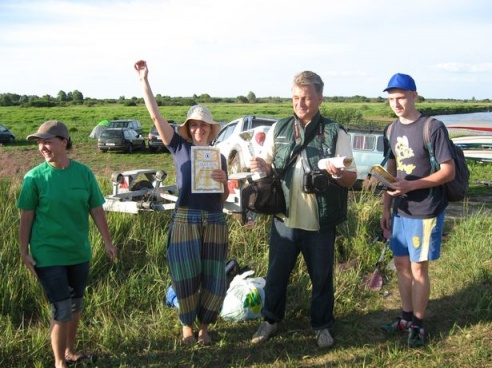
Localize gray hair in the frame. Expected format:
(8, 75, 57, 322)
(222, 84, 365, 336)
(293, 71, 324, 95)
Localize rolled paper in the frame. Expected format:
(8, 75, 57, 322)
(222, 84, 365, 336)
(318, 157, 353, 170)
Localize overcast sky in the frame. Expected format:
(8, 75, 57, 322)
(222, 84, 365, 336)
(1, 0, 491, 100)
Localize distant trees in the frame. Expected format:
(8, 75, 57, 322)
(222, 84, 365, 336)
(235, 92, 257, 103)
(72, 90, 84, 104)
(0, 90, 490, 108)
(247, 91, 257, 103)
(235, 95, 248, 103)
(57, 90, 68, 102)
(0, 90, 84, 107)
(0, 93, 15, 106)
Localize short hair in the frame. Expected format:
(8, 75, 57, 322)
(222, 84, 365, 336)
(293, 71, 324, 95)
(58, 136, 73, 150)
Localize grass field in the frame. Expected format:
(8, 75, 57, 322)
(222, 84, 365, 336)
(0, 104, 491, 367)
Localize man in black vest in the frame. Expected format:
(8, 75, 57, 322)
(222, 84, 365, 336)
(250, 71, 357, 348)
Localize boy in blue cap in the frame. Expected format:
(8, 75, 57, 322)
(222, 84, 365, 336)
(379, 73, 455, 347)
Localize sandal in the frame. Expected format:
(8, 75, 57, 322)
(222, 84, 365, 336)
(182, 335, 196, 345)
(66, 353, 95, 365)
(198, 333, 211, 346)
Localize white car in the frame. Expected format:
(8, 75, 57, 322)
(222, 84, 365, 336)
(213, 115, 278, 173)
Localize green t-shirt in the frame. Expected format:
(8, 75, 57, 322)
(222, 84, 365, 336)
(17, 160, 105, 267)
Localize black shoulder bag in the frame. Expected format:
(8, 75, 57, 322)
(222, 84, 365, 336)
(240, 165, 286, 215)
(241, 119, 321, 215)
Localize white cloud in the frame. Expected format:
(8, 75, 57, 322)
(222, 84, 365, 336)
(436, 63, 492, 73)
(0, 0, 491, 99)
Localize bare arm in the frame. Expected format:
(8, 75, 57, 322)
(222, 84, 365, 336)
(380, 158, 396, 234)
(19, 210, 37, 277)
(210, 169, 230, 204)
(324, 129, 357, 187)
(381, 158, 455, 233)
(325, 161, 357, 188)
(388, 159, 455, 197)
(90, 206, 118, 260)
(134, 60, 175, 145)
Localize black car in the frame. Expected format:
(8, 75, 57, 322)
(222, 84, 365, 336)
(107, 119, 143, 136)
(98, 128, 146, 153)
(148, 121, 177, 153)
(0, 124, 15, 143)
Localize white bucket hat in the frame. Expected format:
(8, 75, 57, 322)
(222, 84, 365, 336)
(178, 105, 221, 142)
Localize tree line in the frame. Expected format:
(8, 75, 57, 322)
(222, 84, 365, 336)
(0, 90, 489, 108)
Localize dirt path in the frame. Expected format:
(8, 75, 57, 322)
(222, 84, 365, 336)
(445, 189, 492, 220)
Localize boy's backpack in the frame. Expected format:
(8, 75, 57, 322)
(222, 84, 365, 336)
(384, 117, 469, 202)
(423, 118, 469, 201)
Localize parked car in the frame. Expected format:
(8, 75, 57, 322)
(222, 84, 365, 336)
(0, 124, 15, 143)
(213, 115, 278, 173)
(107, 119, 143, 136)
(346, 127, 385, 180)
(98, 128, 146, 153)
(148, 121, 177, 152)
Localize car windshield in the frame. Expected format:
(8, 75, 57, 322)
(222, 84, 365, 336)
(109, 121, 130, 128)
(101, 130, 122, 138)
(251, 119, 276, 129)
(151, 123, 176, 134)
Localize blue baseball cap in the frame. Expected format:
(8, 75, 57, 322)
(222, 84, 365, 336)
(383, 73, 417, 92)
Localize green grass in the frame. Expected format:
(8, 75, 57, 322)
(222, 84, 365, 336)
(0, 105, 491, 367)
(2, 100, 492, 141)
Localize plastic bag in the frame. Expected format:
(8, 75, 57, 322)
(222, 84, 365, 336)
(165, 285, 179, 308)
(220, 270, 265, 322)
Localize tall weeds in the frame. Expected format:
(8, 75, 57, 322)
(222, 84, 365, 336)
(1, 170, 491, 366)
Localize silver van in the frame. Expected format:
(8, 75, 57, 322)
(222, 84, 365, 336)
(347, 128, 385, 181)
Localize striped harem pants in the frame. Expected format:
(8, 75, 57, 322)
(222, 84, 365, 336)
(167, 208, 228, 326)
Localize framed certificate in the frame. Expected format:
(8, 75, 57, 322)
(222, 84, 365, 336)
(191, 146, 224, 193)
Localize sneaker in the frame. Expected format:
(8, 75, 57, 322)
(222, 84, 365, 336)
(380, 317, 412, 334)
(315, 328, 334, 348)
(251, 321, 278, 344)
(408, 326, 426, 347)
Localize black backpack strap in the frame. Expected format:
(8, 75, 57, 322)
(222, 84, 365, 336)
(380, 120, 396, 167)
(422, 117, 440, 173)
(422, 116, 440, 198)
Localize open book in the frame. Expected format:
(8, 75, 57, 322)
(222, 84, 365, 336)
(370, 165, 396, 189)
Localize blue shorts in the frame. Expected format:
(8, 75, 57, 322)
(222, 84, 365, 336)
(390, 212, 444, 262)
(35, 262, 90, 304)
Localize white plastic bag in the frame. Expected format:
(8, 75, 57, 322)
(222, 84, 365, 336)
(220, 270, 265, 322)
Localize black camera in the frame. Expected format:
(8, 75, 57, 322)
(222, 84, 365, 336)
(303, 170, 330, 193)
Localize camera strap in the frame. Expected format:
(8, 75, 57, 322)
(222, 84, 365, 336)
(296, 118, 326, 174)
(291, 117, 324, 160)
(301, 149, 312, 174)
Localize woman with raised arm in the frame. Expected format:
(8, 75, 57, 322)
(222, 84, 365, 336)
(134, 60, 229, 345)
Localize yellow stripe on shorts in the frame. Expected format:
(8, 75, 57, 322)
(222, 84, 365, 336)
(418, 217, 437, 262)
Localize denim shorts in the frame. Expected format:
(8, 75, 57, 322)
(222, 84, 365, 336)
(35, 262, 90, 303)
